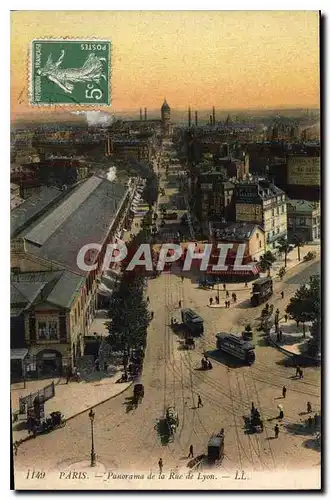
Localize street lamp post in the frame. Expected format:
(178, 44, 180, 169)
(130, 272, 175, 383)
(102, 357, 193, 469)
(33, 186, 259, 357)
(89, 408, 96, 467)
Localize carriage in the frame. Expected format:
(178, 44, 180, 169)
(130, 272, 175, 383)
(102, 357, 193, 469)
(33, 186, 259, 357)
(184, 337, 195, 350)
(133, 384, 144, 406)
(207, 429, 225, 464)
(166, 406, 179, 437)
(248, 410, 264, 433)
(27, 410, 65, 436)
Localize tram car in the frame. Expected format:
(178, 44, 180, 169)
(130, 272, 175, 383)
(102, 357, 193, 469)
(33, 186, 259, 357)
(216, 333, 255, 365)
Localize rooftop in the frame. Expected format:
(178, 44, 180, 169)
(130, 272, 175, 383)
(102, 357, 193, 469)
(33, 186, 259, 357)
(11, 186, 65, 238)
(210, 222, 262, 241)
(287, 199, 320, 213)
(11, 270, 84, 312)
(13, 176, 128, 275)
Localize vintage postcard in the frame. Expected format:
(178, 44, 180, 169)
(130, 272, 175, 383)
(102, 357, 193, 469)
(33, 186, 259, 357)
(10, 10, 321, 491)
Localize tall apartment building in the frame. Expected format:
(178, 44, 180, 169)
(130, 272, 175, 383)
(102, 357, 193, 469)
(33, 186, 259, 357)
(234, 180, 287, 252)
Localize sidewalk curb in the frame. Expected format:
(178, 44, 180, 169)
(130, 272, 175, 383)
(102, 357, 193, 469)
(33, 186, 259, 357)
(267, 333, 320, 365)
(14, 381, 134, 447)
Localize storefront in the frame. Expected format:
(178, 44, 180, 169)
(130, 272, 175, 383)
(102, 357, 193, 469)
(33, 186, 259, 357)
(36, 349, 63, 376)
(10, 348, 28, 382)
(206, 264, 260, 283)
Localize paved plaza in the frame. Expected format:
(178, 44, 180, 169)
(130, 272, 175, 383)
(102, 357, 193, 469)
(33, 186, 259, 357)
(12, 144, 321, 488)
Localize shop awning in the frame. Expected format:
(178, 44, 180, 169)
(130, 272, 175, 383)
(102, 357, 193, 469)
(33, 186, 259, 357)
(11, 348, 28, 360)
(206, 264, 260, 276)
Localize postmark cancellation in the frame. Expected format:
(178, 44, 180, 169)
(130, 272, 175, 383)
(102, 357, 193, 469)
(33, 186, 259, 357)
(29, 39, 111, 106)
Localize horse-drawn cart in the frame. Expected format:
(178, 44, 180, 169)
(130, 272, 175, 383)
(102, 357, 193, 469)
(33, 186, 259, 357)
(166, 406, 179, 438)
(133, 384, 144, 406)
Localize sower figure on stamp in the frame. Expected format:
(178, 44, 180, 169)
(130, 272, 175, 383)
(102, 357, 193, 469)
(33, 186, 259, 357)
(188, 444, 194, 458)
(158, 458, 163, 474)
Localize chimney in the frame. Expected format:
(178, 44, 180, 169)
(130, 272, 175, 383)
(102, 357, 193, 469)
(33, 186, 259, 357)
(140, 108, 142, 121)
(195, 111, 198, 126)
(209, 114, 213, 125)
(188, 107, 191, 127)
(212, 106, 216, 125)
(144, 108, 147, 121)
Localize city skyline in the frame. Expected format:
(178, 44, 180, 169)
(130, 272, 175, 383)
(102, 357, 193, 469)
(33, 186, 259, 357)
(11, 11, 320, 119)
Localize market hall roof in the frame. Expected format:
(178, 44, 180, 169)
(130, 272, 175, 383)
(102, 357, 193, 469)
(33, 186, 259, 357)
(11, 186, 65, 238)
(11, 270, 85, 311)
(13, 175, 128, 275)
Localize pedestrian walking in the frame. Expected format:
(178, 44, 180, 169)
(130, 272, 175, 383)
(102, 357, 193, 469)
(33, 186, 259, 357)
(209, 297, 213, 306)
(314, 413, 319, 427)
(226, 291, 230, 298)
(188, 444, 194, 458)
(299, 368, 304, 379)
(227, 300, 231, 308)
(277, 404, 284, 419)
(274, 424, 280, 438)
(223, 283, 226, 291)
(282, 385, 287, 398)
(158, 458, 163, 474)
(307, 401, 312, 413)
(284, 314, 288, 322)
(279, 329, 283, 342)
(233, 293, 237, 303)
(178, 300, 182, 308)
(66, 367, 71, 384)
(295, 365, 301, 377)
(281, 291, 284, 299)
(215, 295, 219, 304)
(197, 395, 203, 408)
(245, 281, 248, 288)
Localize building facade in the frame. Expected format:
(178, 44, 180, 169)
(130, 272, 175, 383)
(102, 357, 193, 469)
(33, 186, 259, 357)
(287, 200, 320, 242)
(234, 180, 287, 252)
(11, 175, 138, 376)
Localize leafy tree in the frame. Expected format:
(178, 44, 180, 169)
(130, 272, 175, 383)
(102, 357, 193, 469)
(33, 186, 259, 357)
(259, 251, 277, 275)
(286, 275, 320, 338)
(107, 230, 152, 355)
(278, 266, 286, 280)
(276, 237, 292, 267)
(308, 317, 321, 355)
(293, 235, 305, 262)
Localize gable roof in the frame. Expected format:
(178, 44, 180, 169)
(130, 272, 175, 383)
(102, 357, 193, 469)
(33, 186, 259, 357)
(11, 270, 84, 310)
(13, 176, 128, 275)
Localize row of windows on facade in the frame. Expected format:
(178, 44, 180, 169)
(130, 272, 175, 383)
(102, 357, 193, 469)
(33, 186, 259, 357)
(288, 217, 320, 227)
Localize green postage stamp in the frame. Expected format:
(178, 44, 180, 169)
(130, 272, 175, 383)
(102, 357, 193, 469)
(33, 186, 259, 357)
(30, 39, 111, 105)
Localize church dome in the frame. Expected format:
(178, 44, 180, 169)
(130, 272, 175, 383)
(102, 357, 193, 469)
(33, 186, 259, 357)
(161, 99, 170, 112)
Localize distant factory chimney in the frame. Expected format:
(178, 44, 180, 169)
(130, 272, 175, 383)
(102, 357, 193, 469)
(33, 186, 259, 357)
(212, 106, 216, 125)
(195, 111, 198, 126)
(140, 108, 143, 121)
(209, 114, 213, 125)
(188, 107, 192, 127)
(144, 108, 147, 121)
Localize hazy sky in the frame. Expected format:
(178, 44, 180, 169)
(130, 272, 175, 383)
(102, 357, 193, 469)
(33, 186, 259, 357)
(11, 10, 319, 117)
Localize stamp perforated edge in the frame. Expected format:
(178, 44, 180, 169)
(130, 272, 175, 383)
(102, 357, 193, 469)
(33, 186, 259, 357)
(28, 38, 112, 107)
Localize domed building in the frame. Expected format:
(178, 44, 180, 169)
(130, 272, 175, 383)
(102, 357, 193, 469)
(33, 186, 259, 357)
(161, 99, 171, 137)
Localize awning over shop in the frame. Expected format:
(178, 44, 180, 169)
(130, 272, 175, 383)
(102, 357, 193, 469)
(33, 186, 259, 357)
(11, 348, 28, 360)
(206, 264, 260, 276)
